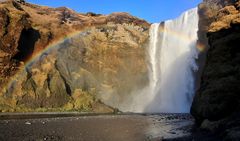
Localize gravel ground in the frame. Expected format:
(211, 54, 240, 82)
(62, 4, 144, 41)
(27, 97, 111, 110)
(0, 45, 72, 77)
(0, 113, 220, 141)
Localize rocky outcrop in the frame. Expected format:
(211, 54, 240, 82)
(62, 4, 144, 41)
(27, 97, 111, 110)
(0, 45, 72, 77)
(1, 23, 149, 112)
(0, 0, 149, 112)
(0, 0, 149, 85)
(191, 0, 240, 139)
(197, 0, 237, 48)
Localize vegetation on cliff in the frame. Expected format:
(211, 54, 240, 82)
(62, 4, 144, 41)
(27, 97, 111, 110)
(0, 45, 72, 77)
(0, 0, 149, 112)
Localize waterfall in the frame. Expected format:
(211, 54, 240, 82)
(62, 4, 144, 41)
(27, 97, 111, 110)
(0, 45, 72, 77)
(125, 8, 199, 113)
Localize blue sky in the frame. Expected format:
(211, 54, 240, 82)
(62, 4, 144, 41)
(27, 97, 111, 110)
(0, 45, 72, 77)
(27, 0, 201, 23)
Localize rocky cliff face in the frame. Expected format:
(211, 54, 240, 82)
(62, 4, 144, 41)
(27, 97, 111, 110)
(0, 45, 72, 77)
(0, 0, 149, 112)
(191, 0, 240, 139)
(0, 0, 148, 83)
(195, 0, 236, 91)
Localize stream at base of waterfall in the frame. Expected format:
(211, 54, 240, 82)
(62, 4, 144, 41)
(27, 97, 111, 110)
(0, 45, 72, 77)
(0, 113, 221, 141)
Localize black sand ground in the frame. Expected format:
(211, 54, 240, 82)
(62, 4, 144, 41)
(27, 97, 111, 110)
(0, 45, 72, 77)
(0, 113, 220, 141)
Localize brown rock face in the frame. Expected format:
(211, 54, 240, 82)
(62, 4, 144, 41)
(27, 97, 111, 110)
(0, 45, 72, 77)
(0, 0, 149, 85)
(191, 0, 240, 139)
(0, 1, 31, 79)
(0, 0, 149, 112)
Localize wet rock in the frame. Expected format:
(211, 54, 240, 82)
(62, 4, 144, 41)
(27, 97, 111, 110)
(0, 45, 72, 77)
(224, 128, 240, 141)
(200, 119, 220, 132)
(25, 121, 31, 125)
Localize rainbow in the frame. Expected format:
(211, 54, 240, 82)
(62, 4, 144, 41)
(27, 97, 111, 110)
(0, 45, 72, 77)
(2, 30, 84, 93)
(25, 30, 83, 67)
(26, 26, 206, 68)
(158, 26, 206, 52)
(3, 24, 206, 93)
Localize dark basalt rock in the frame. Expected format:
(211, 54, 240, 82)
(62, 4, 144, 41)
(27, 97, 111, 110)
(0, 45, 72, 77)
(191, 22, 240, 122)
(191, 0, 240, 140)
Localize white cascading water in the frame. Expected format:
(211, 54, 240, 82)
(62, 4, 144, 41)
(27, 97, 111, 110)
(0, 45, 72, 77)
(126, 8, 199, 113)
